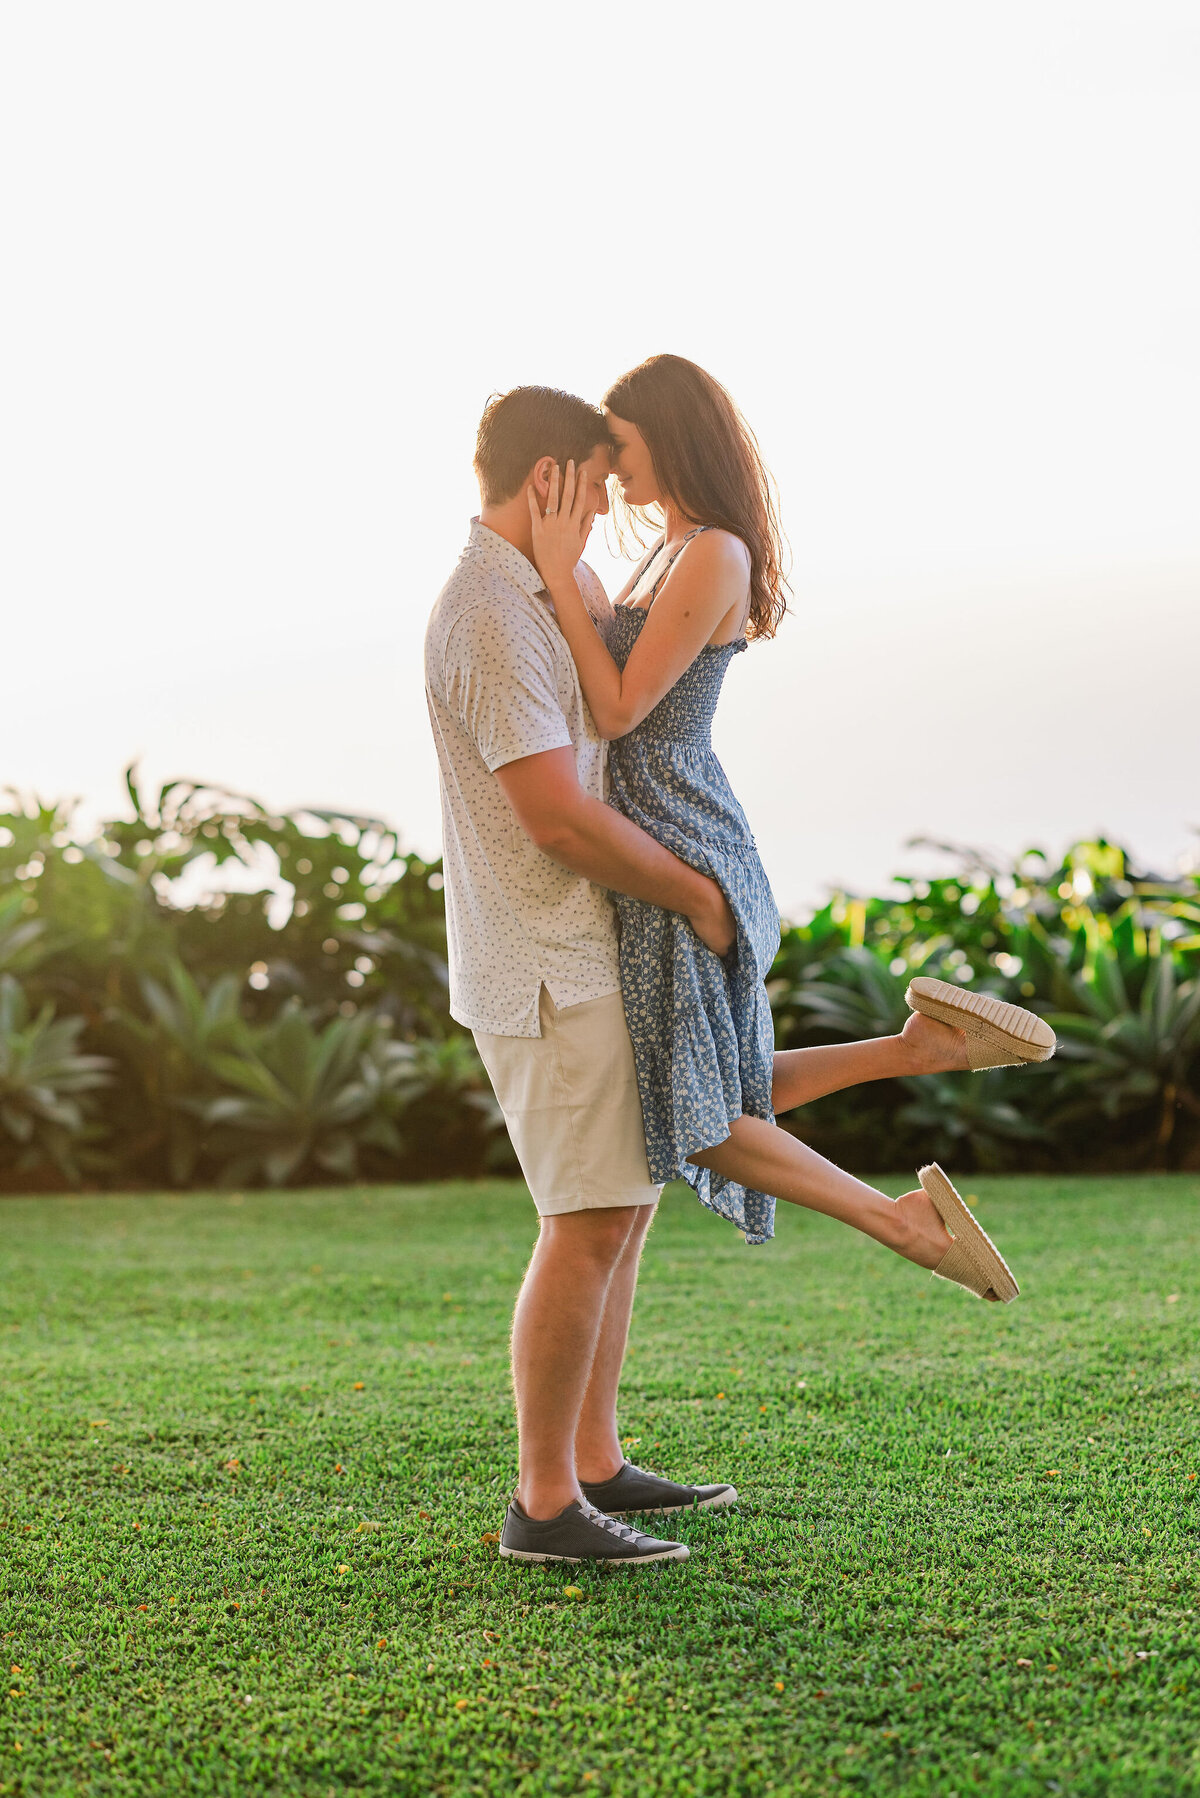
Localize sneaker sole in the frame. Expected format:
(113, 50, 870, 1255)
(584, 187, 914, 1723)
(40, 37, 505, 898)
(906, 976, 1056, 1063)
(603, 1487, 738, 1517)
(497, 1543, 689, 1564)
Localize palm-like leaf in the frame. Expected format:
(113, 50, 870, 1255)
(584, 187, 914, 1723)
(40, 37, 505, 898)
(896, 1073, 1049, 1172)
(0, 975, 113, 1181)
(781, 948, 912, 1042)
(1043, 934, 1200, 1160)
(188, 1003, 476, 1186)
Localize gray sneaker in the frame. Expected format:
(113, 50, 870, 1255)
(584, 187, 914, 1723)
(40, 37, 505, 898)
(498, 1496, 689, 1564)
(579, 1460, 738, 1517)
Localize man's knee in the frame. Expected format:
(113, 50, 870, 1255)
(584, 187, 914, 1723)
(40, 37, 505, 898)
(540, 1206, 642, 1266)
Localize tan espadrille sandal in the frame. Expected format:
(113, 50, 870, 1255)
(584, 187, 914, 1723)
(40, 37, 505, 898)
(905, 975, 1056, 1071)
(918, 1163, 1020, 1303)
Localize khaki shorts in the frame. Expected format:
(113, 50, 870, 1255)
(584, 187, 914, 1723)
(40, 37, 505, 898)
(473, 987, 662, 1215)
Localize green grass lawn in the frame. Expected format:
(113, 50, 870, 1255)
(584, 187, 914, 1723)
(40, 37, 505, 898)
(1, 1175, 1198, 1797)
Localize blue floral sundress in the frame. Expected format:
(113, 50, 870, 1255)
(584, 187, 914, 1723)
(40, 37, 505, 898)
(603, 530, 781, 1245)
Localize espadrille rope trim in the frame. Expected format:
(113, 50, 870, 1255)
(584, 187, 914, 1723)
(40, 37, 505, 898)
(918, 1162, 1020, 1303)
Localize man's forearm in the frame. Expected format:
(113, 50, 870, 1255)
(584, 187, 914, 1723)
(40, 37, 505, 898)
(539, 793, 714, 918)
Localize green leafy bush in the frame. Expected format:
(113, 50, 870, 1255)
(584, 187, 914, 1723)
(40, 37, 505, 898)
(0, 972, 113, 1184)
(768, 838, 1200, 1173)
(1, 769, 1196, 1188)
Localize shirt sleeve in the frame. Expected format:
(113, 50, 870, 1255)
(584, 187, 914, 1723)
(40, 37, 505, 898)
(442, 605, 573, 773)
(576, 560, 614, 626)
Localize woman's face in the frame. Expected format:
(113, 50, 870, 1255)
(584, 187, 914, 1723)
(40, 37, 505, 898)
(604, 409, 660, 509)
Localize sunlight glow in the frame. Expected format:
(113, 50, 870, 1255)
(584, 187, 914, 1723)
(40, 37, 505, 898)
(1, 1, 1197, 904)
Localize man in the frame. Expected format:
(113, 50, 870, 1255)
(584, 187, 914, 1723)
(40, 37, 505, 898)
(424, 386, 739, 1565)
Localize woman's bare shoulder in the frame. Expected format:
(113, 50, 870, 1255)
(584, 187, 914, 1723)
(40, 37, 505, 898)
(688, 527, 751, 572)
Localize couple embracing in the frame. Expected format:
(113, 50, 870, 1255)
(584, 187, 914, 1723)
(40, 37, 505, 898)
(424, 355, 1054, 1567)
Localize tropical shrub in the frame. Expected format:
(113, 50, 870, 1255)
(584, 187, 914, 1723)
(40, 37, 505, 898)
(768, 839, 1200, 1172)
(1041, 920, 1200, 1168)
(0, 973, 113, 1185)
(1, 769, 1197, 1188)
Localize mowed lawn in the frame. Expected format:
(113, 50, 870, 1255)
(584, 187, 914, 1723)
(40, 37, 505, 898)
(1, 1175, 1198, 1798)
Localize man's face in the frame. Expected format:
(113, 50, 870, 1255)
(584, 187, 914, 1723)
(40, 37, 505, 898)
(575, 443, 613, 524)
(524, 443, 613, 533)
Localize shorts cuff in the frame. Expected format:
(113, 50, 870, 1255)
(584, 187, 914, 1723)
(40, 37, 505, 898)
(534, 1186, 663, 1216)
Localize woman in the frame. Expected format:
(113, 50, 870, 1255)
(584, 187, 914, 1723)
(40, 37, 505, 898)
(528, 354, 1053, 1299)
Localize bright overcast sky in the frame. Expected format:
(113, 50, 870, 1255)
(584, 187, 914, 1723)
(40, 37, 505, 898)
(2, 1, 1197, 912)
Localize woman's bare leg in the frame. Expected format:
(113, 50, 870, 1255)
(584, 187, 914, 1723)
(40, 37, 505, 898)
(771, 1012, 968, 1114)
(689, 1115, 960, 1272)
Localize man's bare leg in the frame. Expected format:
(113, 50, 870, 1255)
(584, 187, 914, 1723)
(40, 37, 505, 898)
(574, 1203, 657, 1484)
(511, 1206, 643, 1520)
(772, 1011, 968, 1114)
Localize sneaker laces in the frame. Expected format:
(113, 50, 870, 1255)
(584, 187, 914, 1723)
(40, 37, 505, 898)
(579, 1499, 642, 1544)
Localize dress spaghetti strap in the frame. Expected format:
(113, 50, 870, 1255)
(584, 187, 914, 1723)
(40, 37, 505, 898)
(631, 526, 713, 609)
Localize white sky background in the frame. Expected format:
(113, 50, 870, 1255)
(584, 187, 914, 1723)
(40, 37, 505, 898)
(2, 1, 1197, 913)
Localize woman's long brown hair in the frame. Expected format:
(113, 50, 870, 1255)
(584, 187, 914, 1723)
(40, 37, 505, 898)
(603, 354, 789, 641)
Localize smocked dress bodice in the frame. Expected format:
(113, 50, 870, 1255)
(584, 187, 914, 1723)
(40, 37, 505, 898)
(605, 609, 759, 853)
(610, 608, 746, 742)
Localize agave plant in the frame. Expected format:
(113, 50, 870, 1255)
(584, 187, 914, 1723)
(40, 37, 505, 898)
(1043, 927, 1200, 1166)
(186, 1001, 402, 1187)
(187, 997, 495, 1185)
(115, 958, 250, 1185)
(0, 974, 113, 1184)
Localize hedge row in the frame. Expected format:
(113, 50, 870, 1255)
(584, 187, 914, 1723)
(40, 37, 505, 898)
(2, 769, 1197, 1189)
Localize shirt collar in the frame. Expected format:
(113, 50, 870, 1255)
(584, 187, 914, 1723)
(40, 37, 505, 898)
(467, 517, 546, 603)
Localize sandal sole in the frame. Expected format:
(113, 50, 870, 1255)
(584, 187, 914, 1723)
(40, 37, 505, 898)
(919, 1162, 1020, 1302)
(906, 976, 1056, 1063)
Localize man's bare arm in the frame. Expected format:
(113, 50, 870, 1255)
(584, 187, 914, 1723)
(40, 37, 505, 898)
(493, 747, 736, 956)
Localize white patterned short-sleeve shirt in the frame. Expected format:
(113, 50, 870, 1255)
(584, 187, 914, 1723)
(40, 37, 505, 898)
(424, 518, 621, 1037)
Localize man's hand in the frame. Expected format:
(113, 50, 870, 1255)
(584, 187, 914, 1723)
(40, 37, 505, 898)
(688, 879, 737, 957)
(527, 460, 596, 593)
(494, 747, 739, 955)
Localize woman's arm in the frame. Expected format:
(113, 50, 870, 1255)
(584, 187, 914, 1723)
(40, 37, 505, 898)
(528, 463, 749, 738)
